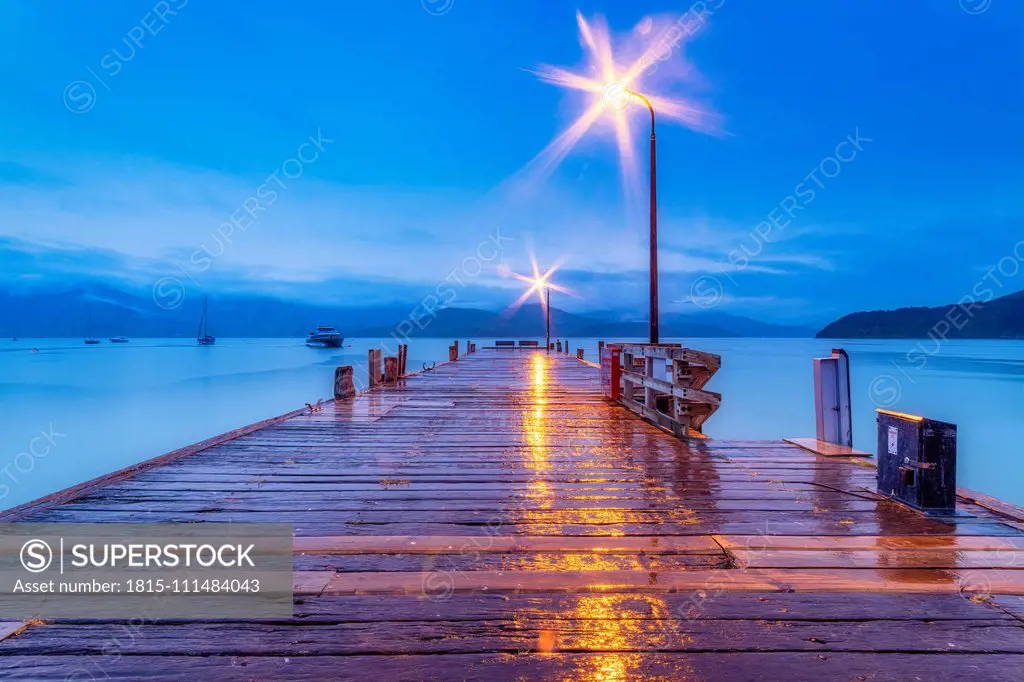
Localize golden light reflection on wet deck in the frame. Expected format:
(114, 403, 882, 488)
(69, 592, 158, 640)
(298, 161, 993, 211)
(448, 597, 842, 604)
(561, 595, 692, 682)
(524, 352, 554, 510)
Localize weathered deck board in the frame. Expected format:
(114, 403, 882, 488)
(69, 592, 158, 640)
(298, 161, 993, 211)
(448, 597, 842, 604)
(4, 349, 1024, 680)
(5, 654, 1024, 682)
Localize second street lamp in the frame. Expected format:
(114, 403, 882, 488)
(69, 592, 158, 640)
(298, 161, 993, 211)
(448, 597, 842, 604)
(629, 89, 659, 345)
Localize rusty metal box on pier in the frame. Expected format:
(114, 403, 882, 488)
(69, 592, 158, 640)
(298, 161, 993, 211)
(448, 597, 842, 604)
(876, 409, 957, 512)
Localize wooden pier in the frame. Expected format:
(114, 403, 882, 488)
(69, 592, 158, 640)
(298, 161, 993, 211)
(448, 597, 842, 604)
(4, 349, 1024, 680)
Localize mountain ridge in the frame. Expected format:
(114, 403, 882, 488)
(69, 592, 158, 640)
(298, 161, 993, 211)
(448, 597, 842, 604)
(817, 289, 1024, 338)
(1, 283, 814, 338)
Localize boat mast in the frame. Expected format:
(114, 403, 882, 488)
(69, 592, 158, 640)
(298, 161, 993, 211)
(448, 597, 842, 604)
(198, 297, 207, 338)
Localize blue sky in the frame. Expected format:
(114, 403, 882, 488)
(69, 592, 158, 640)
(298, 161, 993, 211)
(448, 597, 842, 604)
(1, 0, 1021, 325)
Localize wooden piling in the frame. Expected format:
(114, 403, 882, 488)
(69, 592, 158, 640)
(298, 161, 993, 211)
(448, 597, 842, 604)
(577, 348, 584, 360)
(598, 340, 605, 357)
(397, 344, 408, 376)
(556, 340, 562, 352)
(333, 365, 355, 400)
(384, 356, 399, 382)
(454, 340, 459, 359)
(367, 348, 382, 388)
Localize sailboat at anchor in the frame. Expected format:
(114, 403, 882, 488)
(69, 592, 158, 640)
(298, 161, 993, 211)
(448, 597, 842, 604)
(84, 314, 100, 345)
(197, 296, 216, 346)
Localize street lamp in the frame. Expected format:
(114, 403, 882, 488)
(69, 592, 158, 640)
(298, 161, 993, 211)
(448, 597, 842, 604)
(508, 260, 569, 352)
(629, 89, 658, 345)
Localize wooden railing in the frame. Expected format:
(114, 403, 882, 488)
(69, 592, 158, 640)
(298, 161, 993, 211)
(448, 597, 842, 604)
(617, 344, 722, 438)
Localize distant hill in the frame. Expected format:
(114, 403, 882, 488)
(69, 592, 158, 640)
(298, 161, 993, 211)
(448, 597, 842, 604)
(662, 312, 813, 338)
(0, 283, 812, 339)
(817, 290, 1024, 338)
(351, 305, 756, 339)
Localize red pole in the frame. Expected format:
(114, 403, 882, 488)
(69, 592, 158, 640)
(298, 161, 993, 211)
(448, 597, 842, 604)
(649, 114, 659, 345)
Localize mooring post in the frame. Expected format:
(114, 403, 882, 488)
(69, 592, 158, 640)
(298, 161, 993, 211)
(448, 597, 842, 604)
(368, 349, 382, 388)
(397, 344, 408, 376)
(577, 348, 584, 360)
(384, 356, 399, 382)
(598, 340, 605, 357)
(334, 365, 355, 400)
(556, 340, 562, 352)
(454, 340, 460, 359)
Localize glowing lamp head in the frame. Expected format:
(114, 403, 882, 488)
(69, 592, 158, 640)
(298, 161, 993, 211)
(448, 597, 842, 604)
(505, 255, 574, 314)
(600, 80, 633, 113)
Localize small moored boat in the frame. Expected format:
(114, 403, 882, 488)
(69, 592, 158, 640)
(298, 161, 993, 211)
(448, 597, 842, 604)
(306, 326, 343, 348)
(110, 336, 129, 343)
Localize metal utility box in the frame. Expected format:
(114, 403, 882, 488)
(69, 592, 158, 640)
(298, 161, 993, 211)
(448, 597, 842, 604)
(876, 409, 957, 512)
(599, 344, 621, 401)
(813, 349, 852, 447)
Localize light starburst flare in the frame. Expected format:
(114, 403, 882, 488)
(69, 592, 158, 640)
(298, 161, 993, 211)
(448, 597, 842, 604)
(527, 11, 718, 203)
(506, 255, 573, 315)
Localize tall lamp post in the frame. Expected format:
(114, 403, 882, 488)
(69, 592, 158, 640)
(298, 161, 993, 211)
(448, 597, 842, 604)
(628, 89, 659, 345)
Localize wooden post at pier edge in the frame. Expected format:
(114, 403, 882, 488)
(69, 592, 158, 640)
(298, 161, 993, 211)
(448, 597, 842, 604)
(333, 365, 355, 400)
(397, 344, 408, 376)
(556, 340, 562, 352)
(577, 348, 584, 360)
(598, 340, 605, 358)
(454, 340, 460, 359)
(367, 349, 382, 388)
(384, 356, 399, 382)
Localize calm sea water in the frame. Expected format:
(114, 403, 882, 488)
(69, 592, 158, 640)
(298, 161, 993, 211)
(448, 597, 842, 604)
(1, 337, 1023, 510)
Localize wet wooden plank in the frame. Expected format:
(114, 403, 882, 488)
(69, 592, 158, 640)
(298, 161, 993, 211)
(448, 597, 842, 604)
(4, 654, 1024, 682)
(716, 534, 1024, 552)
(284, 591, 1011, 622)
(296, 568, 1024, 596)
(732, 549, 1024, 570)
(292, 534, 723, 554)
(6, 618, 1024, 656)
(293, 552, 727, 572)
(784, 437, 872, 457)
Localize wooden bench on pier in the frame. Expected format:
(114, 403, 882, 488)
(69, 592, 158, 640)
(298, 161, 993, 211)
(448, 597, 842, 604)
(3, 349, 1024, 680)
